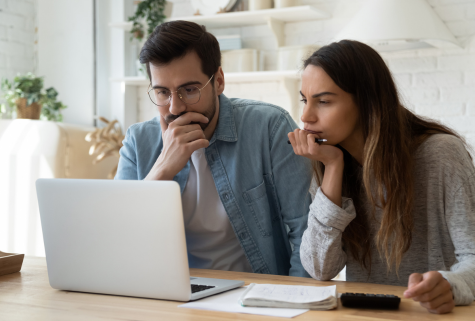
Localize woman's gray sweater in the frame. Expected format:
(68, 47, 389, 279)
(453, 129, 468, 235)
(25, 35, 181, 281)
(300, 134, 475, 305)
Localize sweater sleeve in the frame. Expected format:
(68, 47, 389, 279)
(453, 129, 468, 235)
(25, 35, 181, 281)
(300, 187, 356, 280)
(438, 173, 475, 306)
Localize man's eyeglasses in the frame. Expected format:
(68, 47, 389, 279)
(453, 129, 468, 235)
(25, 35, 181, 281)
(147, 75, 214, 107)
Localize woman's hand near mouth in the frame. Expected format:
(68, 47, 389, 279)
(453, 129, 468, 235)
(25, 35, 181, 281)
(288, 128, 343, 166)
(288, 128, 344, 207)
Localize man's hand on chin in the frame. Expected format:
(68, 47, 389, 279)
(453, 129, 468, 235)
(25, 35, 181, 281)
(144, 112, 209, 181)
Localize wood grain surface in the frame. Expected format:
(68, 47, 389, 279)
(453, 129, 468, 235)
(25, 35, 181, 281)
(0, 257, 472, 320)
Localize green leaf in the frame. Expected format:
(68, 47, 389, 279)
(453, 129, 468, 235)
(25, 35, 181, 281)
(127, 0, 167, 40)
(45, 87, 58, 99)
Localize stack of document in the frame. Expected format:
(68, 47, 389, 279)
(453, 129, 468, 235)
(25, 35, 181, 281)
(239, 283, 338, 310)
(180, 287, 308, 318)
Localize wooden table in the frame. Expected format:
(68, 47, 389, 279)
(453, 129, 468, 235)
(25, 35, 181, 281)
(0, 257, 473, 320)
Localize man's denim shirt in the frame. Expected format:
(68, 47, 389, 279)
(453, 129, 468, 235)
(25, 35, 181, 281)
(115, 94, 313, 277)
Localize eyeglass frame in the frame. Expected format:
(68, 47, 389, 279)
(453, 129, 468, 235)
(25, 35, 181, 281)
(147, 74, 214, 107)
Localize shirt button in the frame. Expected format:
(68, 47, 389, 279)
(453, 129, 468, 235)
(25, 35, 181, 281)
(239, 232, 248, 240)
(223, 193, 229, 201)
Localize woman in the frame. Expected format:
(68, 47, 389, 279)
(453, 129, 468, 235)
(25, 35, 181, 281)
(288, 40, 475, 314)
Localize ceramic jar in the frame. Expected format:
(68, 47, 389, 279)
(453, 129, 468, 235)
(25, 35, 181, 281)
(221, 49, 262, 73)
(274, 0, 298, 8)
(248, 0, 272, 11)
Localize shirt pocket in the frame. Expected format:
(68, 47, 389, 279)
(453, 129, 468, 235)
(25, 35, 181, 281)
(243, 180, 272, 237)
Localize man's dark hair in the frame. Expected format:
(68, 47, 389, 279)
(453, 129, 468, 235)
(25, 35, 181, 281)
(140, 20, 221, 81)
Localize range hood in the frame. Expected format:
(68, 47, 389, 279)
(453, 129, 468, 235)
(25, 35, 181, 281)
(334, 0, 460, 51)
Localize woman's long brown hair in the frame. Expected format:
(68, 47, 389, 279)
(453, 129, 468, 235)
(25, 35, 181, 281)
(304, 40, 471, 273)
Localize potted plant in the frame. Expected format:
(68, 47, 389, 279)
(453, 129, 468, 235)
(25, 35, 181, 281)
(0, 73, 67, 122)
(128, 0, 169, 41)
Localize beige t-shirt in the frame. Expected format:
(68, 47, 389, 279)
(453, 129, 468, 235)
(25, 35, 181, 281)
(182, 148, 253, 273)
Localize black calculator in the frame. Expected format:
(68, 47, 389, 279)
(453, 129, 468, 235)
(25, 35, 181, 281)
(340, 292, 401, 310)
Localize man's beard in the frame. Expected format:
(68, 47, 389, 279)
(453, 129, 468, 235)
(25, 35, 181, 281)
(164, 88, 217, 130)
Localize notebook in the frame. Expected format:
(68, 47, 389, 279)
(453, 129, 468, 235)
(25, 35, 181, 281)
(239, 283, 338, 310)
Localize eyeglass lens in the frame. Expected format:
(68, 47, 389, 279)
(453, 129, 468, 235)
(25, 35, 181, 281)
(149, 85, 201, 106)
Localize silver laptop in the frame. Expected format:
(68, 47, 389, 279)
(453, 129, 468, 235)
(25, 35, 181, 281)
(36, 179, 244, 301)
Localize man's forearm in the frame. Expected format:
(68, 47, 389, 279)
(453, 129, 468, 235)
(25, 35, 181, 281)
(144, 165, 175, 181)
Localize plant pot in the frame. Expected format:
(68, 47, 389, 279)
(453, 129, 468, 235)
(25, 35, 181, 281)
(16, 98, 42, 120)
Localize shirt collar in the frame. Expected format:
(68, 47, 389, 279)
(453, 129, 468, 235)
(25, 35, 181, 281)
(209, 94, 237, 145)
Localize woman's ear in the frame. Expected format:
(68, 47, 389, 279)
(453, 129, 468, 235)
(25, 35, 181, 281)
(215, 67, 225, 96)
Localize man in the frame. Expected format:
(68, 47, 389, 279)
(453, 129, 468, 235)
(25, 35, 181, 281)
(115, 20, 313, 277)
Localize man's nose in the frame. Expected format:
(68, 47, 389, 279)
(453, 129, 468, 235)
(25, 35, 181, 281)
(168, 91, 186, 116)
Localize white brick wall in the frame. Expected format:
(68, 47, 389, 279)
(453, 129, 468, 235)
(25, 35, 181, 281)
(137, 0, 475, 152)
(0, 0, 37, 81)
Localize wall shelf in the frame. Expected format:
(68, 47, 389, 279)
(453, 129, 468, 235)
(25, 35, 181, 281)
(108, 21, 133, 31)
(110, 6, 330, 47)
(226, 70, 301, 82)
(170, 5, 330, 47)
(110, 76, 149, 86)
(167, 6, 329, 28)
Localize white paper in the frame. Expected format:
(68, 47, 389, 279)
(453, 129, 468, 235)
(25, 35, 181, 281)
(179, 287, 309, 318)
(244, 284, 337, 304)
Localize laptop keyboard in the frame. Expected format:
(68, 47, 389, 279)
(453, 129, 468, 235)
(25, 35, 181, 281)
(191, 284, 216, 293)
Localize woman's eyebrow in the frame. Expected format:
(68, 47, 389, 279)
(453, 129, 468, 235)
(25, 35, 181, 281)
(300, 91, 337, 98)
(312, 91, 337, 98)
